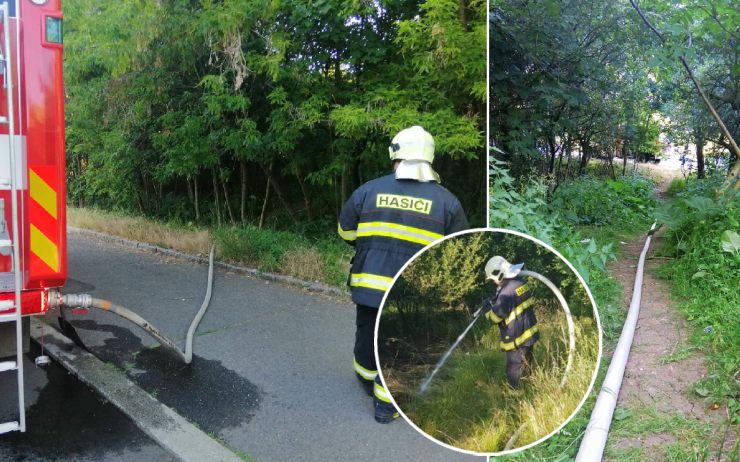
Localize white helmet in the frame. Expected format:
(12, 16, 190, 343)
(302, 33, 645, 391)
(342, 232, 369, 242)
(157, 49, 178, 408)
(388, 126, 435, 164)
(484, 256, 524, 284)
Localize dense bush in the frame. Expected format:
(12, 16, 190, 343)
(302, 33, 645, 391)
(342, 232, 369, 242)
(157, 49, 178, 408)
(655, 177, 740, 420)
(550, 174, 656, 226)
(489, 159, 657, 341)
(489, 159, 620, 286)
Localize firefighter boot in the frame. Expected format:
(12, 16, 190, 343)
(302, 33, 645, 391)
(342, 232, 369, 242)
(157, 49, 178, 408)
(373, 377, 399, 423)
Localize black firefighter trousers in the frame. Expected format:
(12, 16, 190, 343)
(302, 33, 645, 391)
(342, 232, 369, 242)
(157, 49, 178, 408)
(354, 305, 379, 388)
(506, 345, 534, 388)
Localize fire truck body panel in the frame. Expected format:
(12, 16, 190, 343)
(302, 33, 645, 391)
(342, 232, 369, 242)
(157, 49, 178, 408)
(0, 0, 66, 317)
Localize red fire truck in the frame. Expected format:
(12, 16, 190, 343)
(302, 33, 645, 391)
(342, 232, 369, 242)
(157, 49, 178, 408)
(0, 0, 66, 434)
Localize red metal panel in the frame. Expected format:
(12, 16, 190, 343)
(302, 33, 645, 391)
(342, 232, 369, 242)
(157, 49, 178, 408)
(0, 0, 67, 315)
(22, 0, 66, 296)
(0, 288, 48, 316)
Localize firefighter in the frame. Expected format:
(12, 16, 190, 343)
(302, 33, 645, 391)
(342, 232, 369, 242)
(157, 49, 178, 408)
(338, 126, 468, 423)
(482, 256, 539, 388)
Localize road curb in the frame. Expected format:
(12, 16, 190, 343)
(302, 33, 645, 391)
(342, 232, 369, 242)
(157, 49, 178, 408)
(30, 319, 244, 462)
(68, 226, 346, 298)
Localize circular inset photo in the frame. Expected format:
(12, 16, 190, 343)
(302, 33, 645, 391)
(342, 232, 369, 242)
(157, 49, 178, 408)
(375, 228, 602, 455)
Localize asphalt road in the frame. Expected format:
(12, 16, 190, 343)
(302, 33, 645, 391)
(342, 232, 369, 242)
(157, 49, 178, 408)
(57, 231, 480, 462)
(0, 343, 175, 461)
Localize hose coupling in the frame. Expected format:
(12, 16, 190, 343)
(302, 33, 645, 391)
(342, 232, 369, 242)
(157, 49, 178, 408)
(60, 293, 93, 309)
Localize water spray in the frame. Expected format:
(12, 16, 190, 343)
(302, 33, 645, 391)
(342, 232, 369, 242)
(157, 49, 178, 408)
(418, 303, 489, 395)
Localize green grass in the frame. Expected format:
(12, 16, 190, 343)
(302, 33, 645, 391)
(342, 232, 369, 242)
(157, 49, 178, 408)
(386, 310, 599, 453)
(604, 405, 727, 462)
(69, 206, 352, 288)
(654, 177, 739, 427)
(658, 343, 696, 365)
(665, 178, 687, 197)
(214, 225, 351, 286)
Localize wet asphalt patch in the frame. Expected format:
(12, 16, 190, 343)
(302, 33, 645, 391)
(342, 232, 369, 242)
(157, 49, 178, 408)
(0, 343, 174, 462)
(69, 319, 262, 437)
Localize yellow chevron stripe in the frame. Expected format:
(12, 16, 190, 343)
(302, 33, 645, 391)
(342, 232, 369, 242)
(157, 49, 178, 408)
(31, 224, 59, 272)
(30, 170, 57, 219)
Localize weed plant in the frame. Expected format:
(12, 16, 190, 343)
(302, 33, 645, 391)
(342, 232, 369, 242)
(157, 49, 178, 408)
(665, 178, 687, 197)
(655, 176, 740, 428)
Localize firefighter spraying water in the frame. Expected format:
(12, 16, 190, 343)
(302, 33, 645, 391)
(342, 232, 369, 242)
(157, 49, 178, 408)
(416, 256, 575, 396)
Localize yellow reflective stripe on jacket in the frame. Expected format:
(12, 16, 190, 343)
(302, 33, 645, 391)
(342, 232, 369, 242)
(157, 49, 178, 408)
(353, 358, 377, 381)
(485, 310, 503, 323)
(350, 273, 394, 292)
(356, 222, 443, 246)
(373, 382, 393, 403)
(338, 223, 357, 241)
(504, 298, 535, 325)
(500, 325, 539, 351)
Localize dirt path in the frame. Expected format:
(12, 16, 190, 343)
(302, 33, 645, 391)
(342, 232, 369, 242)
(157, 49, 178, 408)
(606, 186, 736, 460)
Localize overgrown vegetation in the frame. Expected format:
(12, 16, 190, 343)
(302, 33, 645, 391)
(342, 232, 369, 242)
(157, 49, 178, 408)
(655, 177, 740, 432)
(489, 0, 738, 456)
(64, 0, 486, 232)
(378, 232, 599, 452)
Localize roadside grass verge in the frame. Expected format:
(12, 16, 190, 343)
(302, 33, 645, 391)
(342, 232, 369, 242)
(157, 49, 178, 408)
(383, 309, 599, 453)
(68, 207, 352, 288)
(69, 207, 212, 255)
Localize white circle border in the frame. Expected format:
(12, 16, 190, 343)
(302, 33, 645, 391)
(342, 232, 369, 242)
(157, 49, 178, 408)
(373, 227, 604, 457)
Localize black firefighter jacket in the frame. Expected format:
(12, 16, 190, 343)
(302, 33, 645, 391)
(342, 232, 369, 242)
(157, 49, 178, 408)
(483, 277, 540, 351)
(338, 174, 468, 308)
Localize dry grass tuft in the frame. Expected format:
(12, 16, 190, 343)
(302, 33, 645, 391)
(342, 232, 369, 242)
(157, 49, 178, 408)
(279, 247, 327, 282)
(386, 312, 600, 453)
(68, 207, 212, 255)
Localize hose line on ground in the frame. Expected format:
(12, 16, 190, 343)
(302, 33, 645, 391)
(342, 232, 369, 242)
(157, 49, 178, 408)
(57, 243, 216, 365)
(574, 223, 658, 461)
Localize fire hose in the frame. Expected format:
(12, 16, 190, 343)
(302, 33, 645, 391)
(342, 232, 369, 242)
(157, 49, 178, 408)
(52, 244, 216, 365)
(575, 223, 658, 461)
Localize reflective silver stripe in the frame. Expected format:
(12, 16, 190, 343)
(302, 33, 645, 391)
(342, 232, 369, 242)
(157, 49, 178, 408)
(350, 273, 393, 292)
(373, 382, 392, 403)
(357, 222, 442, 246)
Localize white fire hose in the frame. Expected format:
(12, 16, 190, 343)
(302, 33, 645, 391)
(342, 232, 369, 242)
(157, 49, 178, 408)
(52, 244, 216, 365)
(575, 222, 658, 461)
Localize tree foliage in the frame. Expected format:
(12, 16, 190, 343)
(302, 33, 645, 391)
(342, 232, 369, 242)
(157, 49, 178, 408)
(489, 0, 738, 185)
(64, 0, 486, 230)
